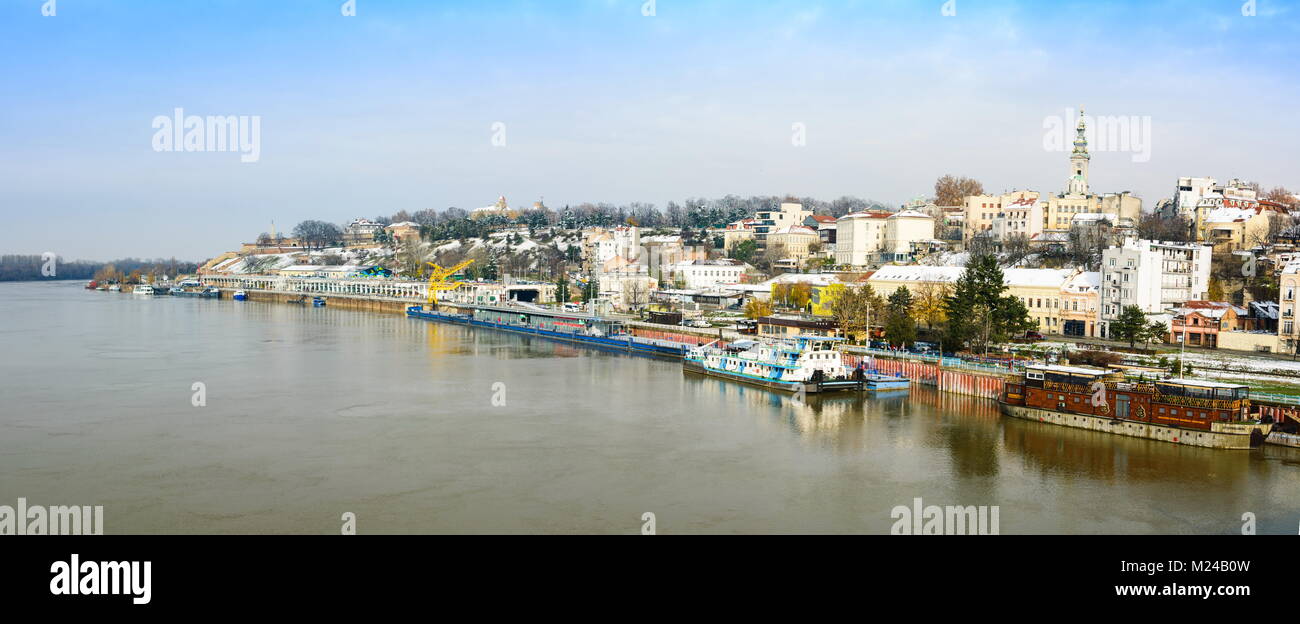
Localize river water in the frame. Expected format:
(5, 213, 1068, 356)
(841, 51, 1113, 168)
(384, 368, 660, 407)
(2, 281, 1299, 534)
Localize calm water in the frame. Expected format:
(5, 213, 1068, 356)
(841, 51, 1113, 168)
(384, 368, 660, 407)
(2, 280, 1299, 534)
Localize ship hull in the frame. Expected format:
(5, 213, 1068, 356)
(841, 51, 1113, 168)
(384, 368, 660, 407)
(999, 403, 1263, 450)
(407, 309, 689, 358)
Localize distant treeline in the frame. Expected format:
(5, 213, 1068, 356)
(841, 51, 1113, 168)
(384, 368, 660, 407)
(0, 255, 201, 282)
(353, 194, 892, 244)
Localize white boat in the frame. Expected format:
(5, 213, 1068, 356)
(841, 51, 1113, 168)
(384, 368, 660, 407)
(233, 290, 247, 301)
(684, 336, 906, 394)
(108, 284, 121, 292)
(133, 285, 155, 295)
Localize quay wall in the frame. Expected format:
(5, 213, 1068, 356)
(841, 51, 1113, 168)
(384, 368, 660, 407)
(844, 354, 1007, 400)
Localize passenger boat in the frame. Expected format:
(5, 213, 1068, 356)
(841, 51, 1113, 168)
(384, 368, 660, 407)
(407, 304, 691, 358)
(132, 285, 155, 295)
(233, 290, 247, 301)
(999, 364, 1272, 450)
(169, 286, 221, 298)
(107, 284, 121, 292)
(684, 336, 908, 394)
(85, 280, 98, 290)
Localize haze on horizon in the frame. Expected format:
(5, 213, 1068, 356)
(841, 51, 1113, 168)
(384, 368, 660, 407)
(2, 0, 1297, 261)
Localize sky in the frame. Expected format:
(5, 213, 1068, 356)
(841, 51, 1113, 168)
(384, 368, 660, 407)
(2, 0, 1298, 261)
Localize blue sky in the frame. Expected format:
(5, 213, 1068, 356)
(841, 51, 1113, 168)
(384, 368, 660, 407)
(2, 0, 1298, 260)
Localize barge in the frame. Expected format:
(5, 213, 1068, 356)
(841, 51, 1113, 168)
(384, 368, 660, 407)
(684, 336, 909, 394)
(1000, 364, 1272, 450)
(406, 304, 691, 358)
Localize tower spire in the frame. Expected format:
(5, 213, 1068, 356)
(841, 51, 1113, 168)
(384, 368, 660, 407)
(1067, 106, 1090, 195)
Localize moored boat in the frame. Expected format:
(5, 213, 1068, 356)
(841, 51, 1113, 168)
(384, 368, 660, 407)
(312, 296, 326, 307)
(170, 286, 221, 298)
(684, 336, 907, 394)
(133, 285, 155, 295)
(233, 290, 247, 301)
(407, 304, 691, 358)
(999, 364, 1272, 450)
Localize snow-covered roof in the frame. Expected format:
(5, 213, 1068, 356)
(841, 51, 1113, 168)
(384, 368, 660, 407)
(867, 265, 964, 283)
(889, 209, 933, 219)
(1002, 268, 1075, 288)
(1204, 207, 1260, 224)
(770, 224, 819, 236)
(868, 266, 1074, 289)
(838, 211, 892, 221)
(1062, 271, 1100, 293)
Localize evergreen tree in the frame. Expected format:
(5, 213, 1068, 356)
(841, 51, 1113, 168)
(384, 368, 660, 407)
(943, 254, 1034, 353)
(556, 273, 570, 303)
(884, 286, 917, 347)
(1112, 305, 1148, 348)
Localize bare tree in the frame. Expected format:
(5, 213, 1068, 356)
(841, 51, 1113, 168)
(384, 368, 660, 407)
(934, 175, 985, 206)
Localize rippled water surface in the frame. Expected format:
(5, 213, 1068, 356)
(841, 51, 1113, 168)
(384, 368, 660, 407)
(2, 281, 1299, 533)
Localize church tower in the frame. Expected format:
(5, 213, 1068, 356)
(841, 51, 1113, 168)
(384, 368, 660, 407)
(1067, 107, 1090, 196)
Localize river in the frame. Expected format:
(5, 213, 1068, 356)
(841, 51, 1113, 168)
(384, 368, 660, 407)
(2, 281, 1299, 534)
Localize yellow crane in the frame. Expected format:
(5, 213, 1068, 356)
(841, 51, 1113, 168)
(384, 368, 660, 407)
(424, 259, 474, 308)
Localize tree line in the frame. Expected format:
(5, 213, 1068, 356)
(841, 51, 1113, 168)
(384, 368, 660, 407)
(0, 255, 198, 282)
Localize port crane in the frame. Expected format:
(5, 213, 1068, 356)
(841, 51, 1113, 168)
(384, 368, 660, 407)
(424, 259, 474, 308)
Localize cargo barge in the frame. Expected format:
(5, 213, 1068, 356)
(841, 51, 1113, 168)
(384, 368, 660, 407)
(406, 304, 691, 358)
(1000, 364, 1272, 450)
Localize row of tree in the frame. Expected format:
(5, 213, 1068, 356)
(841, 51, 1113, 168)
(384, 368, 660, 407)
(0, 255, 198, 282)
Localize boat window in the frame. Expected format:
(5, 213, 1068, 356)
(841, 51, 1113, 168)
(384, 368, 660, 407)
(1027, 370, 1045, 381)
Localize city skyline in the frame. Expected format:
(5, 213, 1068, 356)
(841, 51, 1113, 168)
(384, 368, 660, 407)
(2, 0, 1298, 260)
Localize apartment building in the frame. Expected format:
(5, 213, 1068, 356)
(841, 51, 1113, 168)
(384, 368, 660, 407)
(1097, 239, 1212, 339)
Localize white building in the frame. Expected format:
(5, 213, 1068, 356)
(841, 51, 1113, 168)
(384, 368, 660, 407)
(754, 202, 813, 248)
(882, 210, 937, 261)
(665, 259, 747, 290)
(1097, 239, 1212, 339)
(834, 210, 891, 266)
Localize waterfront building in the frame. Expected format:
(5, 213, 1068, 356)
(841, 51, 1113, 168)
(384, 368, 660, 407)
(1097, 238, 1212, 339)
(1169, 301, 1247, 348)
(443, 281, 557, 305)
(757, 314, 841, 339)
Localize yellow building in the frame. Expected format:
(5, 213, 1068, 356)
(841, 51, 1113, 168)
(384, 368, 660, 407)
(865, 265, 1077, 334)
(766, 224, 821, 259)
